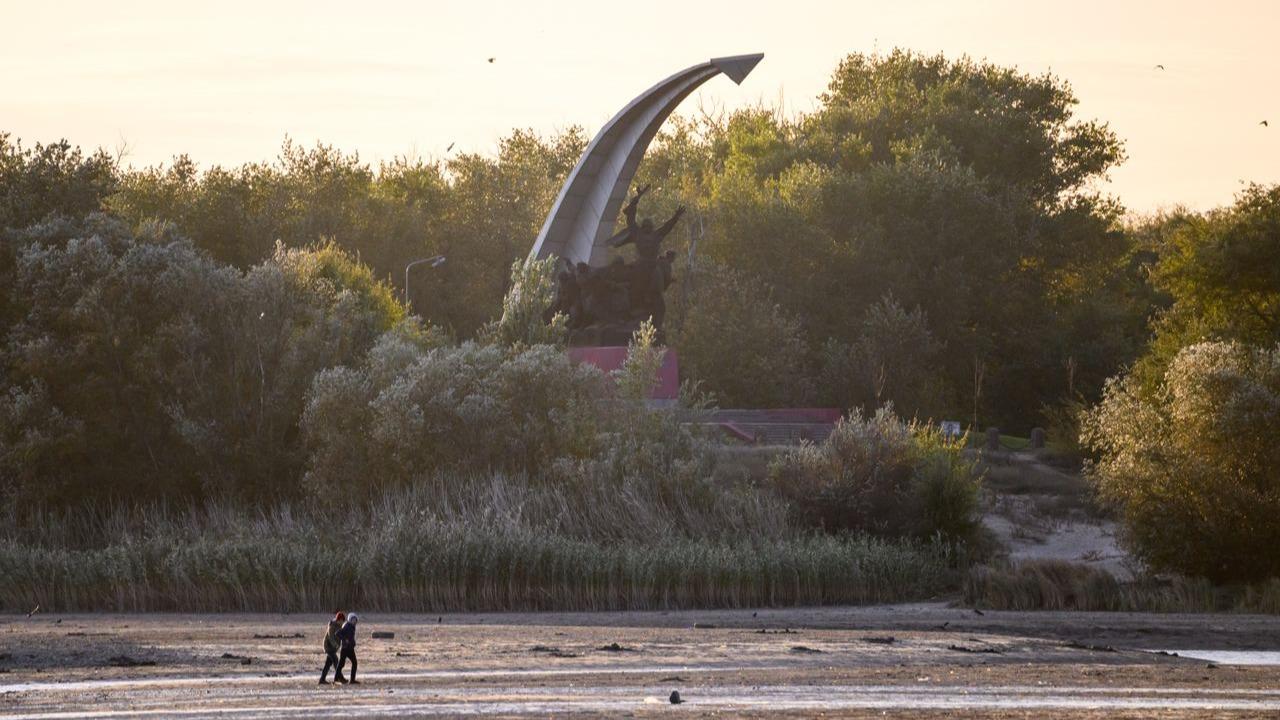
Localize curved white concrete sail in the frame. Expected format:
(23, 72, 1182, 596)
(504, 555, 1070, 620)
(529, 53, 764, 266)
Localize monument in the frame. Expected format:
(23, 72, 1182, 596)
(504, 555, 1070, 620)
(532, 54, 764, 401)
(541, 185, 684, 345)
(533, 53, 764, 347)
(531, 53, 839, 436)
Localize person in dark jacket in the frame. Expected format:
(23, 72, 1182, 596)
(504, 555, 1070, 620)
(335, 612, 359, 684)
(319, 611, 346, 684)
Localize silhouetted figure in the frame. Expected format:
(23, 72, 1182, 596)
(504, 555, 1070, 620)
(335, 612, 359, 684)
(319, 611, 346, 685)
(608, 184, 686, 263)
(609, 185, 684, 332)
(658, 249, 677, 291)
(543, 258, 584, 327)
(544, 187, 686, 344)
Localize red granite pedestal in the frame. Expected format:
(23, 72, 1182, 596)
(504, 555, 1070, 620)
(566, 346, 680, 406)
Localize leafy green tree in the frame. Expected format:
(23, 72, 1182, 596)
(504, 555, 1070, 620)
(1138, 185, 1280, 385)
(430, 128, 585, 335)
(667, 261, 811, 407)
(302, 340, 604, 497)
(818, 294, 949, 419)
(636, 50, 1138, 429)
(615, 320, 665, 403)
(768, 407, 981, 543)
(108, 130, 586, 339)
(809, 50, 1123, 201)
(0, 215, 404, 504)
(1082, 341, 1280, 582)
(1, 215, 236, 501)
(0, 134, 117, 231)
(480, 257, 567, 348)
(1, 136, 121, 336)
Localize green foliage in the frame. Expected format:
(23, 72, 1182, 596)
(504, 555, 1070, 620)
(614, 319, 665, 402)
(1077, 188, 1280, 581)
(6, 47, 1148, 431)
(274, 239, 406, 332)
(480, 256, 567, 348)
(768, 407, 981, 543)
(303, 313, 725, 528)
(1136, 185, 1280, 385)
(1, 215, 239, 502)
(581, 328, 716, 500)
(108, 132, 585, 337)
(302, 341, 602, 496)
(0, 494, 956, 612)
(1082, 341, 1280, 583)
(633, 50, 1140, 429)
(817, 294, 949, 419)
(0, 216, 405, 504)
(0, 134, 117, 231)
(1040, 394, 1088, 458)
(668, 261, 811, 407)
(0, 51, 1172, 607)
(912, 425, 984, 544)
(814, 50, 1124, 200)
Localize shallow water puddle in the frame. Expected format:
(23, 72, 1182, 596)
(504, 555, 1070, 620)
(6, 684, 1280, 718)
(0, 663, 770, 694)
(1157, 650, 1280, 665)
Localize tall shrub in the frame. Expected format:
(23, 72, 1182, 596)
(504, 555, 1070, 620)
(1082, 341, 1280, 582)
(768, 407, 981, 542)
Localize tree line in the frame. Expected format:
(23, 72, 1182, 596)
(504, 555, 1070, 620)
(3, 51, 1280, 582)
(4, 52, 1151, 429)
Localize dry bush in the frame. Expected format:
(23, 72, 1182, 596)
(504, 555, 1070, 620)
(1082, 341, 1280, 583)
(965, 559, 1280, 613)
(0, 491, 955, 613)
(768, 407, 982, 544)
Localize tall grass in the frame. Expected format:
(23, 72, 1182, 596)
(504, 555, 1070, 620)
(0, 475, 956, 613)
(965, 560, 1280, 613)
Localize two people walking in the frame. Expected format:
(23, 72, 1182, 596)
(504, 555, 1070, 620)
(319, 611, 359, 685)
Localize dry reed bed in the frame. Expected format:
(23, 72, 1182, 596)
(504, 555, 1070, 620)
(0, 476, 956, 613)
(1, 529, 954, 613)
(965, 560, 1280, 613)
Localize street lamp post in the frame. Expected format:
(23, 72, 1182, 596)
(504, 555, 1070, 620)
(404, 255, 446, 310)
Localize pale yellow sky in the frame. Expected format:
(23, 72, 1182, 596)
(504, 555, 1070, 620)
(3, 0, 1278, 212)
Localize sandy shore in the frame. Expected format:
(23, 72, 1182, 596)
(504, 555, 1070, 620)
(3, 604, 1279, 718)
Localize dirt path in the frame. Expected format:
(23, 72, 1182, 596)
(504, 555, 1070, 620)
(979, 449, 1134, 577)
(3, 606, 1279, 718)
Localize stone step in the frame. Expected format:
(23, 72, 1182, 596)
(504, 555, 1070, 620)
(693, 408, 843, 425)
(701, 421, 836, 445)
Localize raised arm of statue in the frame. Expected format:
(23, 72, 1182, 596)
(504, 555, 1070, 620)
(654, 205, 686, 240)
(622, 184, 650, 229)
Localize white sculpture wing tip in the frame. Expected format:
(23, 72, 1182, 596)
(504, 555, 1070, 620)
(711, 53, 765, 85)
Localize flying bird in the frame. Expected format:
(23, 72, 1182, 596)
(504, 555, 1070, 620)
(446, 142, 455, 152)
(1262, 120, 1270, 127)
(1154, 64, 1165, 70)
(487, 57, 495, 64)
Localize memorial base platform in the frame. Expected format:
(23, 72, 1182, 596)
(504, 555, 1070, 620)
(566, 346, 680, 405)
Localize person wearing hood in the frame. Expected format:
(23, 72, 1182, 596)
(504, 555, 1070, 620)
(319, 611, 346, 685)
(335, 611, 359, 684)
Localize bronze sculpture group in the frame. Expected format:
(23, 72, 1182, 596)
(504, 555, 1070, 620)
(543, 185, 684, 345)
